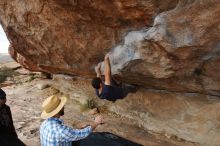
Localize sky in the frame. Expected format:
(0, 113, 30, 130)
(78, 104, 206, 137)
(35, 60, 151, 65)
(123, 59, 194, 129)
(0, 25, 9, 53)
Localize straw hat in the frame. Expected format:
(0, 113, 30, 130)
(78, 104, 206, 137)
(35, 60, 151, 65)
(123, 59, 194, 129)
(41, 95, 67, 119)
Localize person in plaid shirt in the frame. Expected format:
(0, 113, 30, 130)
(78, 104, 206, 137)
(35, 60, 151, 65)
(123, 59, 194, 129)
(40, 95, 103, 146)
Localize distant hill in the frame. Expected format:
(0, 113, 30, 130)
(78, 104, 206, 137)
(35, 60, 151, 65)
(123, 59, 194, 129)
(0, 53, 13, 63)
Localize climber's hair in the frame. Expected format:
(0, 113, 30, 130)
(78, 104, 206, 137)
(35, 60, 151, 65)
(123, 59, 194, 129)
(91, 77, 102, 89)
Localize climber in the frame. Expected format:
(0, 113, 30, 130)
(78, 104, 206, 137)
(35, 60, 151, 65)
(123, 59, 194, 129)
(91, 53, 128, 101)
(40, 95, 104, 146)
(0, 88, 26, 146)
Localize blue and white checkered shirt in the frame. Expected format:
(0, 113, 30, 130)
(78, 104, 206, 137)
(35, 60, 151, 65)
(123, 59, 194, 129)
(40, 117, 92, 146)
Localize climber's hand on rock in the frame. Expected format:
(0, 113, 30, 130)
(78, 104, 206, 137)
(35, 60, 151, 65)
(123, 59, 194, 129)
(96, 63, 101, 70)
(104, 53, 111, 60)
(95, 63, 101, 76)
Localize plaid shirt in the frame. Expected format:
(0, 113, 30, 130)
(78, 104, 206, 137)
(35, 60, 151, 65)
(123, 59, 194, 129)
(40, 117, 92, 146)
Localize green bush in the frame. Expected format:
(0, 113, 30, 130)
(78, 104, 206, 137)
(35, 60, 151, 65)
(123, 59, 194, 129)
(0, 67, 16, 83)
(80, 98, 97, 111)
(86, 98, 97, 109)
(28, 73, 36, 82)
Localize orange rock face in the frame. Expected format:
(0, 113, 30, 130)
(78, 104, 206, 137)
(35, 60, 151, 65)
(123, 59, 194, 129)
(0, 0, 220, 94)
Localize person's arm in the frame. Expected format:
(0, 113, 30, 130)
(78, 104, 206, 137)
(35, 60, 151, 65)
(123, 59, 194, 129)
(95, 63, 101, 78)
(88, 115, 103, 130)
(75, 115, 103, 130)
(104, 53, 111, 85)
(59, 124, 92, 142)
(59, 115, 103, 142)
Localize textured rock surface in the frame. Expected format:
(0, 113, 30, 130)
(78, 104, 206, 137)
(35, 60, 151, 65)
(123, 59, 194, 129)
(107, 0, 220, 95)
(2, 0, 220, 95)
(52, 74, 220, 146)
(0, 0, 178, 74)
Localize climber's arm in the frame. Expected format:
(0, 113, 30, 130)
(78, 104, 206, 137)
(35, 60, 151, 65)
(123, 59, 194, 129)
(104, 53, 111, 85)
(95, 63, 101, 78)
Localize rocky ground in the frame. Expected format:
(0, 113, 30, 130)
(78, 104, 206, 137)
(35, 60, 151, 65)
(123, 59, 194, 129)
(0, 57, 200, 146)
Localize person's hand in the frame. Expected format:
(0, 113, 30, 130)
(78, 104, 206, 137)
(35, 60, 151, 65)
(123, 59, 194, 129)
(94, 115, 104, 125)
(104, 53, 111, 60)
(95, 63, 101, 74)
(96, 63, 101, 70)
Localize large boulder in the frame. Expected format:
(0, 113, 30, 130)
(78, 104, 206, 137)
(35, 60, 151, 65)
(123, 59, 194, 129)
(2, 0, 220, 95)
(107, 0, 220, 95)
(0, 0, 178, 74)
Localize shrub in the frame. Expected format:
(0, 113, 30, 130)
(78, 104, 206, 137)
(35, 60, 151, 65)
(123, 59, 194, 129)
(80, 98, 97, 111)
(28, 73, 36, 82)
(0, 67, 16, 83)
